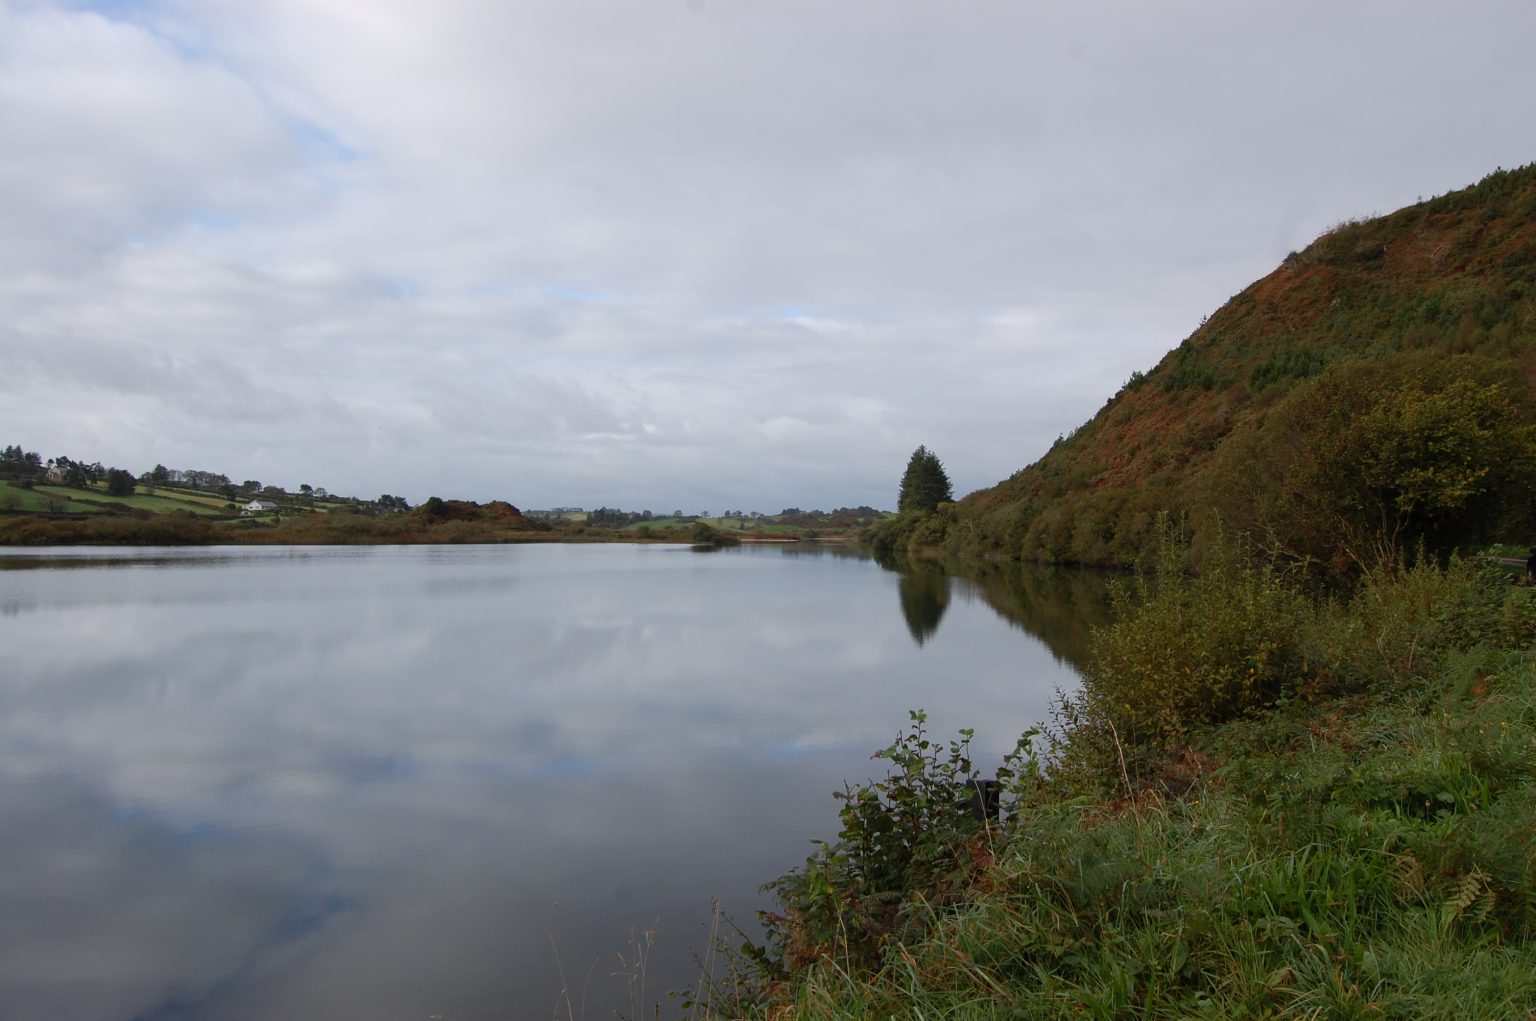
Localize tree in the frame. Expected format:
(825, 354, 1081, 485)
(898, 446, 953, 513)
(419, 496, 447, 521)
(1281, 370, 1536, 567)
(104, 468, 136, 497)
(0, 445, 42, 481)
(53, 457, 88, 488)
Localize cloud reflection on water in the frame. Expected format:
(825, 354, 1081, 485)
(0, 544, 1097, 1019)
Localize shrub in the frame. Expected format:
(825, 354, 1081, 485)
(863, 510, 934, 559)
(759, 712, 1033, 973)
(1046, 527, 1317, 791)
(691, 521, 740, 546)
(1315, 555, 1536, 691)
(1280, 363, 1536, 569)
(1087, 536, 1314, 743)
(1250, 347, 1326, 389)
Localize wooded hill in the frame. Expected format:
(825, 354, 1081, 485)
(886, 164, 1536, 570)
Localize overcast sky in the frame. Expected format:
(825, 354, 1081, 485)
(3, 0, 1533, 511)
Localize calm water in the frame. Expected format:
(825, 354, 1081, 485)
(0, 542, 1106, 1020)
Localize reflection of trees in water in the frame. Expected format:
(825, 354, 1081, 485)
(953, 561, 1115, 671)
(896, 560, 950, 646)
(773, 540, 873, 561)
(876, 554, 1115, 668)
(699, 541, 872, 558)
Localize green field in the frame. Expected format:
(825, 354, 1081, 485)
(0, 481, 240, 517)
(65, 484, 230, 516)
(623, 516, 687, 529)
(0, 481, 99, 513)
(80, 487, 233, 516)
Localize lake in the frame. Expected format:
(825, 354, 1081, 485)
(0, 542, 1106, 1020)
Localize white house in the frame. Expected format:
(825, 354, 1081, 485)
(241, 499, 280, 515)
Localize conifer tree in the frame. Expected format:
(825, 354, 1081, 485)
(898, 445, 952, 513)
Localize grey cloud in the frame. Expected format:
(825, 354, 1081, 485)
(0, 3, 302, 273)
(2, 0, 1534, 508)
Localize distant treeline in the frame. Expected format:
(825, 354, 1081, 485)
(3, 442, 893, 544)
(1, 443, 414, 516)
(0, 497, 554, 546)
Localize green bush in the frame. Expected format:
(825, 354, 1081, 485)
(1314, 555, 1536, 691)
(691, 521, 740, 546)
(864, 508, 951, 559)
(758, 712, 1033, 974)
(1250, 347, 1326, 388)
(1072, 533, 1316, 757)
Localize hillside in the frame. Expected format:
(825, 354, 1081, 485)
(909, 165, 1536, 569)
(736, 165, 1536, 1011)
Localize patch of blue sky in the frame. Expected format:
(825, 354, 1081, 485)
(272, 115, 368, 199)
(71, 0, 219, 64)
(72, 4, 366, 180)
(184, 208, 246, 233)
(69, 0, 159, 22)
(116, 208, 243, 250)
(546, 284, 610, 304)
(288, 116, 366, 167)
(382, 277, 418, 302)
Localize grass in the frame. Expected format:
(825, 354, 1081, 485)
(132, 485, 231, 507)
(0, 481, 235, 517)
(712, 549, 1536, 1020)
(0, 481, 99, 514)
(71, 488, 232, 516)
(808, 655, 1534, 1019)
(0, 479, 381, 521)
(757, 655, 1536, 1018)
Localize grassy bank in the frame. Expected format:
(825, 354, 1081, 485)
(704, 544, 1536, 1019)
